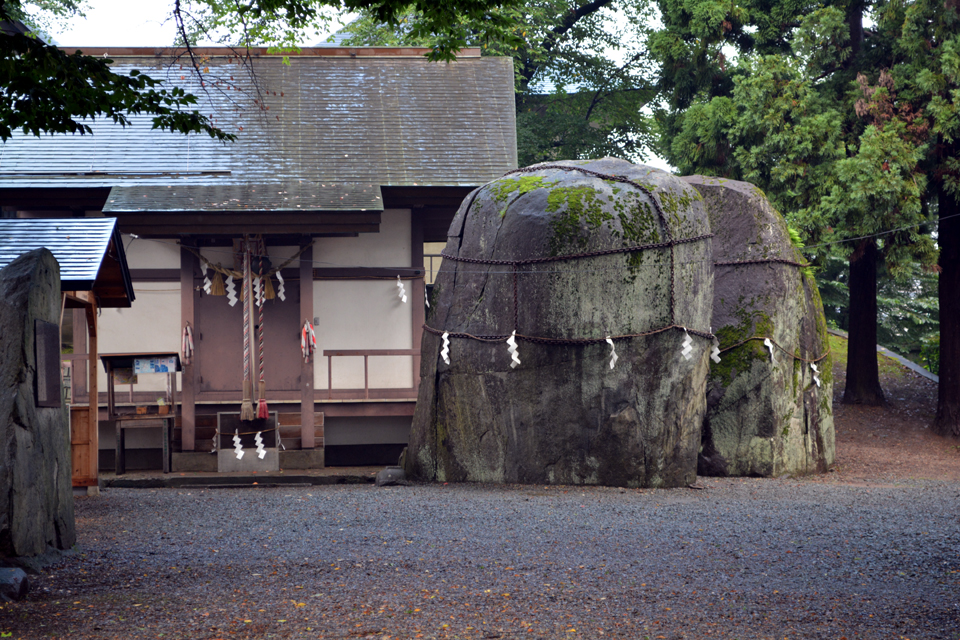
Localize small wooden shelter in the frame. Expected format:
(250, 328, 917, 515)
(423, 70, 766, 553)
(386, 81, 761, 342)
(0, 217, 134, 487)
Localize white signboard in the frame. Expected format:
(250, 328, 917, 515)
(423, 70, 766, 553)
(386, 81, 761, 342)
(134, 356, 177, 374)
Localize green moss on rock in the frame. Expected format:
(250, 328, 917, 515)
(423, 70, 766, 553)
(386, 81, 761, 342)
(489, 176, 558, 218)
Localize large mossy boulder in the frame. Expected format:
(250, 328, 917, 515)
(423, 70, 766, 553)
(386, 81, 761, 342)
(0, 249, 76, 557)
(407, 158, 714, 488)
(682, 176, 835, 477)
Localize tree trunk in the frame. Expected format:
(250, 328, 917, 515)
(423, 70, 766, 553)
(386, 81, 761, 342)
(847, 1, 864, 58)
(934, 179, 960, 436)
(843, 238, 886, 405)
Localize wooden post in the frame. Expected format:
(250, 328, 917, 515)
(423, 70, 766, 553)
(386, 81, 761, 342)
(70, 308, 90, 487)
(180, 244, 196, 451)
(299, 239, 316, 450)
(410, 209, 425, 392)
(165, 371, 175, 473)
(85, 296, 98, 480)
(73, 308, 87, 400)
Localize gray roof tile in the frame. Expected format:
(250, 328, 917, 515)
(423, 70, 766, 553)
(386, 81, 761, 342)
(0, 50, 518, 213)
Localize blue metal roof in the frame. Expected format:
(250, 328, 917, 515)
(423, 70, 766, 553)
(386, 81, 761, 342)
(0, 217, 134, 306)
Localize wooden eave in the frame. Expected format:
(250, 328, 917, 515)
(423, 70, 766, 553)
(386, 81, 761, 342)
(0, 187, 111, 211)
(117, 210, 382, 237)
(381, 186, 477, 242)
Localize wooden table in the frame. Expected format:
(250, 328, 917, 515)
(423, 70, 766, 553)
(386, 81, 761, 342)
(100, 352, 181, 475)
(112, 413, 175, 474)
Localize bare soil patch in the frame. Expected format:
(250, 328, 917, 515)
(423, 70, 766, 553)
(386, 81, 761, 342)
(815, 335, 960, 485)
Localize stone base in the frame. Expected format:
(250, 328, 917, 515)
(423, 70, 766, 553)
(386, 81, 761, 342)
(218, 448, 279, 473)
(73, 486, 100, 497)
(172, 451, 218, 472)
(280, 449, 325, 469)
(171, 449, 326, 472)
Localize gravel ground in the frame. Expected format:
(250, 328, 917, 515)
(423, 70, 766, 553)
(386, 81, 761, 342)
(3, 478, 959, 639)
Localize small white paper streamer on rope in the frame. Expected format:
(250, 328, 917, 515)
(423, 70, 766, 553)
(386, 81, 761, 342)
(763, 338, 777, 365)
(605, 336, 618, 369)
(255, 431, 266, 459)
(811, 363, 821, 388)
(507, 330, 520, 368)
(396, 276, 407, 304)
(276, 271, 286, 301)
(202, 261, 212, 294)
(226, 276, 238, 307)
(425, 287, 430, 308)
(254, 277, 263, 307)
(681, 329, 694, 361)
(710, 336, 721, 364)
(233, 429, 244, 460)
(440, 332, 450, 364)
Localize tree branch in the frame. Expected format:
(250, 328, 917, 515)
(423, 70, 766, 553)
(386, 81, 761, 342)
(520, 0, 618, 90)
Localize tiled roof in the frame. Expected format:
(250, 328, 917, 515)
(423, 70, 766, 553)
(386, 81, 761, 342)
(0, 217, 134, 305)
(0, 49, 518, 213)
(104, 182, 383, 213)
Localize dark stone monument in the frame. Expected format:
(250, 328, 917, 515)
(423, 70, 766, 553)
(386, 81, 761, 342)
(0, 568, 28, 601)
(407, 159, 714, 487)
(0, 249, 76, 558)
(375, 466, 407, 487)
(683, 176, 835, 477)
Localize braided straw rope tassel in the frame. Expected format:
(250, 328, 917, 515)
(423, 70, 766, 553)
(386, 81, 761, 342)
(210, 270, 226, 296)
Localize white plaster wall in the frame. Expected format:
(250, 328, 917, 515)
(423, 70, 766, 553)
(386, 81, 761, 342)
(324, 416, 412, 445)
(123, 236, 180, 269)
(198, 245, 234, 271)
(311, 209, 415, 389)
(313, 280, 413, 389)
(313, 209, 411, 268)
(96, 283, 182, 394)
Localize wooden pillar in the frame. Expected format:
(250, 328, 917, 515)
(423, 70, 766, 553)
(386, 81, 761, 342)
(180, 244, 197, 451)
(70, 305, 94, 487)
(85, 296, 98, 478)
(73, 308, 87, 400)
(299, 239, 316, 450)
(410, 209, 425, 392)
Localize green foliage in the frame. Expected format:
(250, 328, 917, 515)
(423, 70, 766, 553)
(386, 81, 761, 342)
(817, 254, 939, 360)
(10, 0, 89, 38)
(653, 0, 956, 374)
(788, 227, 804, 250)
(0, 0, 233, 140)
(340, 0, 660, 164)
(516, 88, 656, 166)
(0, 29, 235, 141)
(177, 0, 527, 60)
(921, 334, 940, 375)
